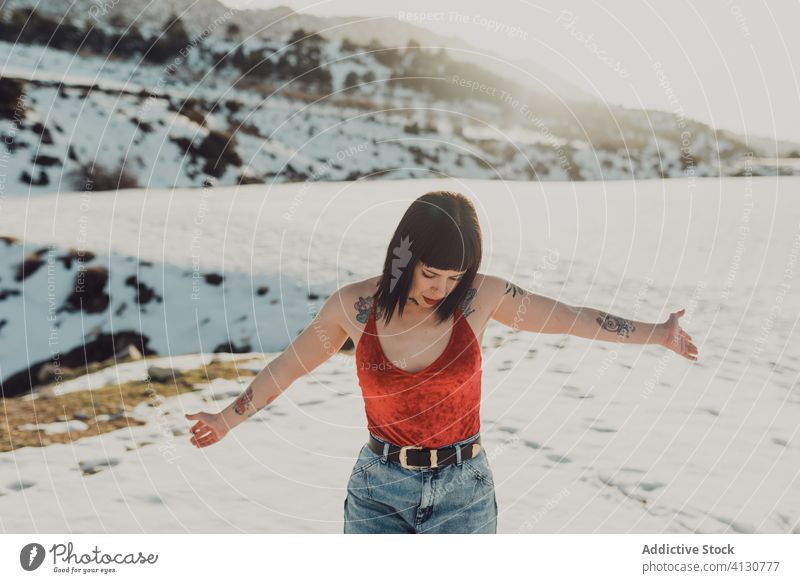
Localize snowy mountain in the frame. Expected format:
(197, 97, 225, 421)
(1, 1, 798, 195)
(1, 0, 593, 102)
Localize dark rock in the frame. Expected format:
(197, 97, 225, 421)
(204, 273, 223, 285)
(213, 340, 252, 353)
(1, 330, 155, 397)
(147, 366, 180, 383)
(0, 289, 21, 300)
(124, 274, 162, 304)
(15, 252, 45, 281)
(283, 163, 308, 181)
(31, 122, 54, 144)
(60, 265, 109, 314)
(32, 153, 62, 167)
(237, 174, 263, 185)
(20, 169, 49, 186)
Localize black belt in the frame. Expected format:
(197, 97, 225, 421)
(367, 433, 482, 470)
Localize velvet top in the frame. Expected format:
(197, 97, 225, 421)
(355, 300, 483, 448)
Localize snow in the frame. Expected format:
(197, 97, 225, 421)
(1, 176, 799, 533)
(17, 421, 90, 434)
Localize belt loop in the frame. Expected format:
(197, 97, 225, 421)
(381, 441, 390, 464)
(455, 444, 463, 466)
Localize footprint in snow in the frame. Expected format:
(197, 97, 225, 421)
(79, 458, 120, 476)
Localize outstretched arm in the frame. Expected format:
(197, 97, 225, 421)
(188, 289, 350, 447)
(487, 276, 698, 359)
(223, 290, 350, 427)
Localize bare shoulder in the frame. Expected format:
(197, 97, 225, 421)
(339, 276, 382, 325)
(468, 273, 508, 308)
(472, 273, 505, 295)
(456, 272, 503, 320)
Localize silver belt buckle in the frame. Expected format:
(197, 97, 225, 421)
(399, 445, 438, 469)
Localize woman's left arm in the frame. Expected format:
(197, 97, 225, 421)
(486, 276, 699, 361)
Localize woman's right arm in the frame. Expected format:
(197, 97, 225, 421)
(187, 287, 351, 447)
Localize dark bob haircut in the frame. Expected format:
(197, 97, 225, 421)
(373, 191, 482, 326)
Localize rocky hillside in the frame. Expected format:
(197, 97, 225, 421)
(1, 1, 798, 194)
(0, 231, 333, 398)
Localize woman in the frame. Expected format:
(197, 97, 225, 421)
(185, 190, 699, 533)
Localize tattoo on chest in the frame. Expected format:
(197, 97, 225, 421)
(459, 287, 477, 317)
(355, 295, 382, 324)
(504, 281, 527, 298)
(595, 312, 636, 338)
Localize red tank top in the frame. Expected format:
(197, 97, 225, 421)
(355, 300, 483, 449)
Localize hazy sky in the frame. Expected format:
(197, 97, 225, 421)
(222, 0, 800, 143)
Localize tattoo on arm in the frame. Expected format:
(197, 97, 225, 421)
(459, 287, 477, 317)
(354, 296, 371, 324)
(233, 387, 255, 415)
(355, 295, 382, 323)
(504, 281, 527, 298)
(233, 387, 280, 416)
(595, 312, 636, 338)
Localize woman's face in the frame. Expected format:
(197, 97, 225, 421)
(409, 262, 466, 309)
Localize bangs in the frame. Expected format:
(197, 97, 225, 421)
(418, 222, 479, 274)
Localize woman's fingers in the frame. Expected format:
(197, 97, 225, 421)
(192, 424, 216, 438)
(683, 340, 699, 359)
(190, 423, 220, 445)
(669, 311, 695, 358)
(669, 331, 699, 360)
(194, 433, 217, 447)
(190, 421, 207, 433)
(191, 432, 216, 446)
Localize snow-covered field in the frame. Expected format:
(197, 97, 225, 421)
(1, 177, 799, 533)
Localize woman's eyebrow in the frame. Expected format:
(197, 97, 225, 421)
(424, 268, 464, 277)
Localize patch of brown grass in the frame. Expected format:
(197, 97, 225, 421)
(0, 357, 259, 452)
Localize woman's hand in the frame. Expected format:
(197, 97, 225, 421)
(185, 411, 230, 448)
(659, 308, 699, 361)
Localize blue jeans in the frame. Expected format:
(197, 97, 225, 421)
(343, 432, 498, 533)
